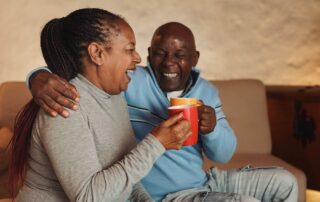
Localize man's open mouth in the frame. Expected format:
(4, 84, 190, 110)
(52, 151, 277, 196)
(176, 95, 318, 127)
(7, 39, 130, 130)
(162, 72, 178, 78)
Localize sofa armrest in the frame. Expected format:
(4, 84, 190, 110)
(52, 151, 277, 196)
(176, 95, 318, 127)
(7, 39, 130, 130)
(0, 127, 12, 150)
(0, 127, 12, 199)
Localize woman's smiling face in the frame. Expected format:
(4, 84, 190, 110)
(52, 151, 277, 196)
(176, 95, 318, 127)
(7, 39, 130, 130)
(97, 20, 141, 94)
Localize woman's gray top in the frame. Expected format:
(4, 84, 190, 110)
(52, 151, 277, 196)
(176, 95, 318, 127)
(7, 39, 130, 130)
(16, 74, 165, 202)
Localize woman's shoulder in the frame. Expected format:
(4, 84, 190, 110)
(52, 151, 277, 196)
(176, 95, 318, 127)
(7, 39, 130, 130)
(35, 107, 84, 130)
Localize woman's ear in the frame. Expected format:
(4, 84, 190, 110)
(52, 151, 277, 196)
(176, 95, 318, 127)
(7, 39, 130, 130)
(87, 42, 104, 66)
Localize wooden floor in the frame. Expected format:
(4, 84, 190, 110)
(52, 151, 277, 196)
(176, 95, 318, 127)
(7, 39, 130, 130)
(307, 189, 320, 202)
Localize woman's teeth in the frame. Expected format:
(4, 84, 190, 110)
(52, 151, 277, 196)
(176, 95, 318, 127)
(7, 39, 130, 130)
(163, 73, 178, 78)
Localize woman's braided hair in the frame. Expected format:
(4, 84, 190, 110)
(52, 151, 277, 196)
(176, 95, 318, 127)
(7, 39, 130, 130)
(41, 8, 124, 79)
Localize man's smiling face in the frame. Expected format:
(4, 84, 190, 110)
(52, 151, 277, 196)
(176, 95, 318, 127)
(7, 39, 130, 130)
(148, 22, 199, 92)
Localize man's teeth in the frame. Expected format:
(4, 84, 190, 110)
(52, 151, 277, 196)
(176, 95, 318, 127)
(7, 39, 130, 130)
(126, 70, 134, 74)
(163, 73, 178, 78)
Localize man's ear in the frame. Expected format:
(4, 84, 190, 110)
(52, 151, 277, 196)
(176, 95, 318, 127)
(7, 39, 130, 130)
(87, 42, 104, 66)
(147, 47, 151, 63)
(192, 50, 200, 67)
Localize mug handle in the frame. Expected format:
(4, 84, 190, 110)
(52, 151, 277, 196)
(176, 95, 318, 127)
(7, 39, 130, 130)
(197, 100, 204, 106)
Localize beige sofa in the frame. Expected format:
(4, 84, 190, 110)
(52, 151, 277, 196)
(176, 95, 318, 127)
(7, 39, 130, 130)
(0, 80, 306, 201)
(204, 79, 306, 202)
(0, 82, 31, 199)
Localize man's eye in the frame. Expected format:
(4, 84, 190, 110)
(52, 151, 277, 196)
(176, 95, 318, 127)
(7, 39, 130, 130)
(176, 54, 185, 59)
(154, 51, 165, 56)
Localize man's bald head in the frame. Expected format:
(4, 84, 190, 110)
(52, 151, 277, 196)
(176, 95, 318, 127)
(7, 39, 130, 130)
(151, 22, 197, 51)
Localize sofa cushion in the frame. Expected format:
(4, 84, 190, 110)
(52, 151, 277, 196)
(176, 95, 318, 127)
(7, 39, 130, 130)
(212, 79, 272, 154)
(0, 82, 31, 129)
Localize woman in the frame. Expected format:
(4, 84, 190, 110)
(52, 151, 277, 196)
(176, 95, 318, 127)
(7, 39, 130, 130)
(9, 8, 191, 201)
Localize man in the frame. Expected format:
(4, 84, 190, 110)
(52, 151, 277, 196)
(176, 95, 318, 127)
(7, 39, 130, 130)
(28, 22, 297, 201)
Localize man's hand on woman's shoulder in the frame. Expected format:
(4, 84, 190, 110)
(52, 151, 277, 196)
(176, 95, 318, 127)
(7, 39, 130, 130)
(30, 71, 80, 118)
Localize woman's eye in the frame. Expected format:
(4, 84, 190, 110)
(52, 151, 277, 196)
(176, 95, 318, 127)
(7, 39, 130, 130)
(126, 49, 135, 53)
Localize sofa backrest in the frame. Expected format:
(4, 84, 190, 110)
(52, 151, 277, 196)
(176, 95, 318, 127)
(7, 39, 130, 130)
(0, 82, 31, 129)
(211, 79, 272, 154)
(0, 80, 272, 154)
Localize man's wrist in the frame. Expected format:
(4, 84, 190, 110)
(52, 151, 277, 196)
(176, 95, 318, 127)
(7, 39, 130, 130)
(26, 67, 51, 89)
(30, 70, 50, 89)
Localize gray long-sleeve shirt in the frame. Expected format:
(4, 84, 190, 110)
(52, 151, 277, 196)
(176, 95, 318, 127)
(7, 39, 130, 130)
(16, 74, 165, 202)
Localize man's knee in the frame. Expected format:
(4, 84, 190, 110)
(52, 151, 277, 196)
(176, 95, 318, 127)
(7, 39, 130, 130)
(277, 169, 298, 190)
(273, 169, 298, 201)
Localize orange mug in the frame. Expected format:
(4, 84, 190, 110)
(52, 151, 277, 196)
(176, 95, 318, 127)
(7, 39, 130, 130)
(168, 105, 198, 146)
(170, 98, 203, 107)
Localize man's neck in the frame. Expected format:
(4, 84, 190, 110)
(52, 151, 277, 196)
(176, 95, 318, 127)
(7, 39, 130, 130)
(166, 90, 184, 100)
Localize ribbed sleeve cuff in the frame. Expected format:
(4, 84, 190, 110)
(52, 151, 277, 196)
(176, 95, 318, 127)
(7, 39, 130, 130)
(26, 66, 51, 89)
(142, 134, 166, 156)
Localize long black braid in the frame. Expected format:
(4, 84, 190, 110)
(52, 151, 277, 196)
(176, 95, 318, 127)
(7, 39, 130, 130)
(9, 8, 124, 197)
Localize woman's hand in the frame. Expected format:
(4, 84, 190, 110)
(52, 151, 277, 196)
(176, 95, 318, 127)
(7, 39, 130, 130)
(30, 71, 80, 118)
(151, 113, 192, 150)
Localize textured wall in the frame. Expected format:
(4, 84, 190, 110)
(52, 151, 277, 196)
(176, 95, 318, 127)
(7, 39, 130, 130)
(1, 0, 320, 85)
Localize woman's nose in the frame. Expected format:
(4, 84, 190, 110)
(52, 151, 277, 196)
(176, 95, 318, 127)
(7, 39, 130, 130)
(133, 51, 141, 64)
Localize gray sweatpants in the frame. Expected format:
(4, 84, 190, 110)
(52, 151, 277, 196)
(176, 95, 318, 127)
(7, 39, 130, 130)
(162, 165, 298, 202)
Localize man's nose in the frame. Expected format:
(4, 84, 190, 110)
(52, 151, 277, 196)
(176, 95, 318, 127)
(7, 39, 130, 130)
(162, 54, 177, 66)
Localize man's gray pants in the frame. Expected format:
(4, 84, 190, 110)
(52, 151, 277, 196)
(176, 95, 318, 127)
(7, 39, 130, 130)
(162, 166, 298, 202)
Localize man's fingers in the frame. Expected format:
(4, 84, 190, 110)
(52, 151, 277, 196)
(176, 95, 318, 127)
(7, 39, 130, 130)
(204, 107, 213, 112)
(200, 125, 210, 132)
(70, 88, 80, 102)
(199, 111, 211, 119)
(199, 106, 216, 125)
(199, 105, 214, 113)
(54, 83, 79, 103)
(199, 119, 212, 127)
(198, 105, 205, 113)
(162, 113, 183, 127)
(44, 95, 70, 118)
(52, 91, 78, 110)
(38, 99, 58, 117)
(56, 77, 80, 102)
(201, 106, 214, 114)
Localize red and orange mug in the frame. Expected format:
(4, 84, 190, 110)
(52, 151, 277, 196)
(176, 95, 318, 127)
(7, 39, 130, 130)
(170, 97, 203, 107)
(168, 105, 199, 146)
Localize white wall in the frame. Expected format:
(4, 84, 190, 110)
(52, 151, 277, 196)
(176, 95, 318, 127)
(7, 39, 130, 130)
(1, 0, 320, 85)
